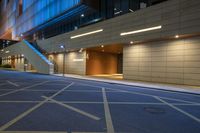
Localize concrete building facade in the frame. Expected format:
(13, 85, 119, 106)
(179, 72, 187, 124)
(0, 0, 200, 86)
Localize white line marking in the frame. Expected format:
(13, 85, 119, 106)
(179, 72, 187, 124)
(0, 83, 74, 131)
(72, 132, 104, 133)
(76, 81, 200, 97)
(0, 131, 69, 133)
(6, 80, 19, 87)
(21, 89, 110, 92)
(59, 81, 200, 105)
(0, 81, 49, 97)
(154, 96, 200, 123)
(107, 88, 199, 104)
(102, 88, 115, 133)
(42, 96, 100, 121)
(75, 82, 200, 104)
(0, 101, 199, 106)
(0, 131, 104, 133)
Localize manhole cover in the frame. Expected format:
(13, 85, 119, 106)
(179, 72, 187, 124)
(144, 107, 165, 114)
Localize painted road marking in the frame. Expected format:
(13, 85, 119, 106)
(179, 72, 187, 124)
(0, 83, 74, 131)
(154, 96, 200, 123)
(102, 88, 115, 133)
(73, 78, 200, 97)
(75, 82, 200, 104)
(0, 100, 200, 106)
(0, 131, 104, 133)
(0, 81, 49, 97)
(42, 96, 100, 121)
(6, 81, 19, 87)
(107, 88, 199, 104)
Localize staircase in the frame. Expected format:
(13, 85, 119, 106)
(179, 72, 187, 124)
(0, 40, 54, 74)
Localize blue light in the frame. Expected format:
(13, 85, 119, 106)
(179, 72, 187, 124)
(16, 0, 81, 36)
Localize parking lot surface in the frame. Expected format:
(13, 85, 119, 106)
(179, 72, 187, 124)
(0, 70, 200, 133)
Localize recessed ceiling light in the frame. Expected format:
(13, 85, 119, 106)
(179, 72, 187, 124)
(130, 41, 134, 44)
(101, 45, 104, 48)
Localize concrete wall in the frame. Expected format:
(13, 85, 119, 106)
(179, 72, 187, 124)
(0, 40, 54, 74)
(49, 51, 86, 75)
(37, 0, 200, 53)
(123, 36, 200, 86)
(14, 57, 24, 71)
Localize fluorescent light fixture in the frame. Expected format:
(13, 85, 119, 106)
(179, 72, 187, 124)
(120, 25, 162, 36)
(73, 59, 84, 62)
(5, 50, 10, 53)
(70, 29, 103, 39)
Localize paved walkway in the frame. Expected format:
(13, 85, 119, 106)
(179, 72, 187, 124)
(53, 74, 200, 94)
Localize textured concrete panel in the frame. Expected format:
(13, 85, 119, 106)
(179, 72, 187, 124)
(123, 36, 200, 86)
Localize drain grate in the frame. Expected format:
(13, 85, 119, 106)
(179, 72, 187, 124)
(144, 107, 165, 114)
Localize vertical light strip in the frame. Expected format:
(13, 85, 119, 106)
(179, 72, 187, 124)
(120, 25, 162, 36)
(70, 29, 103, 39)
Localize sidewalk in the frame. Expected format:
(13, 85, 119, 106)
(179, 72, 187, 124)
(53, 74, 200, 95)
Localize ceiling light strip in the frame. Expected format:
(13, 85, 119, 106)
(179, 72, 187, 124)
(120, 25, 162, 36)
(71, 29, 103, 39)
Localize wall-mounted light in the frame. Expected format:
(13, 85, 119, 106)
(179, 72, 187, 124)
(81, 14, 84, 17)
(70, 29, 103, 39)
(120, 25, 162, 36)
(175, 35, 179, 38)
(73, 59, 84, 62)
(60, 45, 65, 49)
